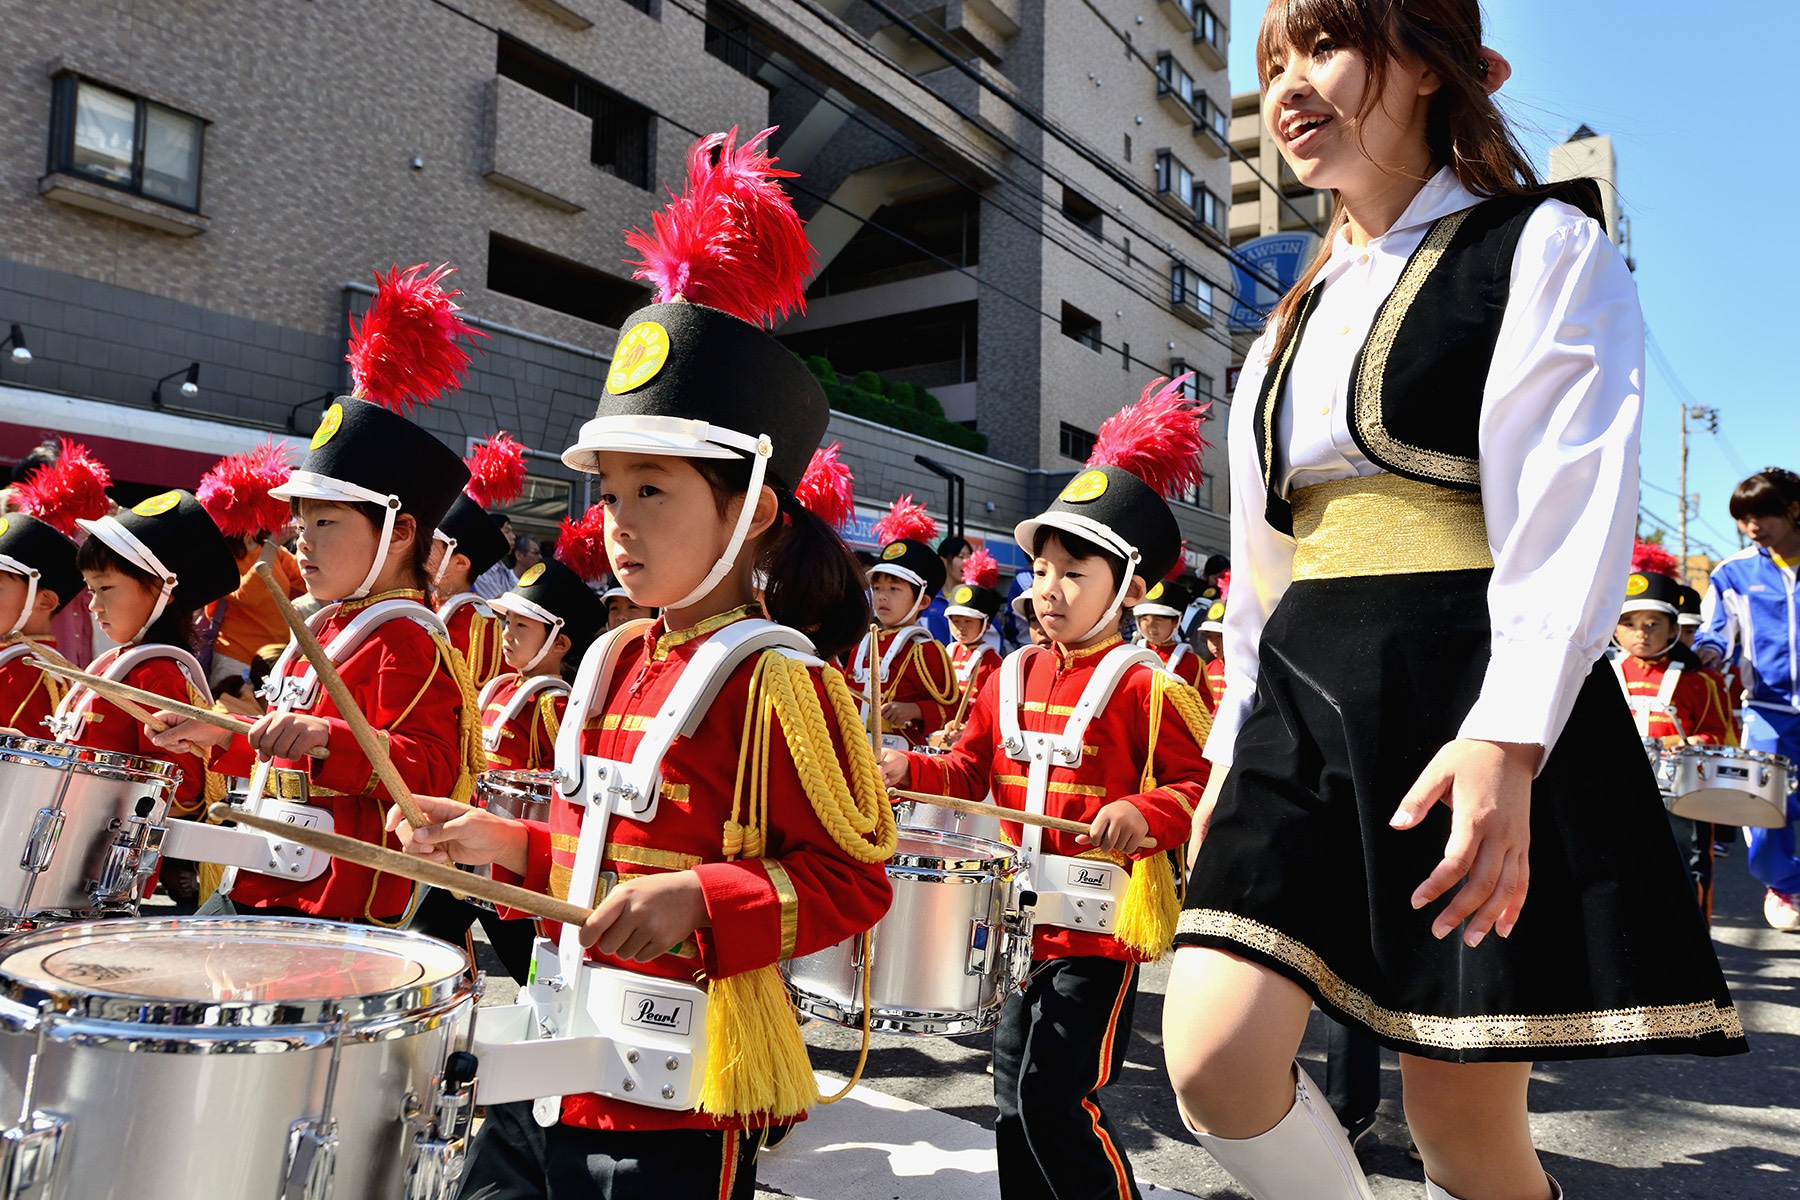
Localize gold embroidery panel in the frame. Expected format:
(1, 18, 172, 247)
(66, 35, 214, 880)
(1289, 474, 1494, 581)
(1176, 909, 1745, 1049)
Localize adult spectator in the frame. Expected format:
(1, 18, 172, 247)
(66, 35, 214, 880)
(922, 535, 972, 641)
(473, 513, 518, 599)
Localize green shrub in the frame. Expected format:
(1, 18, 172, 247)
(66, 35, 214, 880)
(799, 354, 985, 453)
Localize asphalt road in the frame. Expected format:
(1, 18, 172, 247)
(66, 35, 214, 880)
(745, 847, 1800, 1198)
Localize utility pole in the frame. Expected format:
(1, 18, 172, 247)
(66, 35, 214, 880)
(1679, 403, 1719, 576)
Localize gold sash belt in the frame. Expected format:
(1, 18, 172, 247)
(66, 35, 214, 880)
(1290, 474, 1493, 581)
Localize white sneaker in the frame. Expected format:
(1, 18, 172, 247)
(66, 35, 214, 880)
(1765, 889, 1800, 932)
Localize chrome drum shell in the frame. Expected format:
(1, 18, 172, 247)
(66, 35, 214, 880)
(1662, 745, 1796, 828)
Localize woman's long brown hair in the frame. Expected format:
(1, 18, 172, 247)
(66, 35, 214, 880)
(1257, 0, 1556, 360)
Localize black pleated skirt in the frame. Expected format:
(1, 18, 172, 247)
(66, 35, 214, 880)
(1176, 569, 1746, 1062)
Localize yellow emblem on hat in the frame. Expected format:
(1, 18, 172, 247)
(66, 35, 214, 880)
(1625, 573, 1649, 596)
(1207, 601, 1225, 621)
(311, 403, 344, 450)
(1060, 470, 1108, 503)
(607, 322, 671, 394)
(0, 519, 9, 538)
(881, 543, 906, 561)
(132, 491, 182, 518)
(519, 562, 546, 586)
(954, 585, 973, 603)
(1145, 582, 1165, 601)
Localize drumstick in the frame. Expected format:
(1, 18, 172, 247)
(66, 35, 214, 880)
(946, 662, 978, 732)
(888, 787, 1159, 849)
(207, 804, 696, 958)
(29, 660, 329, 758)
(253, 562, 425, 828)
(866, 624, 882, 755)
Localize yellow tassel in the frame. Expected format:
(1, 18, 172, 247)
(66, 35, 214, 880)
(192, 763, 231, 904)
(698, 964, 820, 1121)
(1115, 852, 1179, 959)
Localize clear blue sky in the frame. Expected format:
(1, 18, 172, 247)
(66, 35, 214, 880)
(1228, 0, 1785, 562)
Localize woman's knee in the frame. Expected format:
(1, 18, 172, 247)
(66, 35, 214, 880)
(1161, 948, 1310, 1127)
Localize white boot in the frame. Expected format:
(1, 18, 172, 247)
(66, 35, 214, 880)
(1190, 1064, 1375, 1200)
(1425, 1173, 1563, 1199)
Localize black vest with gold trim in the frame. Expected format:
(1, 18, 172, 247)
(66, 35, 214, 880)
(1253, 180, 1605, 536)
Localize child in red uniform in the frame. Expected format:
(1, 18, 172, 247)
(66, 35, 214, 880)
(853, 496, 958, 749)
(1198, 591, 1227, 714)
(941, 545, 1005, 728)
(480, 558, 605, 770)
(155, 265, 483, 924)
(0, 515, 83, 736)
(432, 494, 511, 692)
(884, 375, 1213, 1200)
(1134, 575, 1201, 687)
(390, 128, 894, 1200)
(57, 491, 239, 821)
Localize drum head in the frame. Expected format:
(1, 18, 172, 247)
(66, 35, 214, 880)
(0, 917, 470, 1026)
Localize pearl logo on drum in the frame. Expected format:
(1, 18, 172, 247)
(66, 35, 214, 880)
(622, 988, 693, 1036)
(1068, 864, 1115, 890)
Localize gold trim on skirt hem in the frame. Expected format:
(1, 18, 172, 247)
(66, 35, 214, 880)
(1289, 474, 1495, 581)
(1175, 909, 1745, 1050)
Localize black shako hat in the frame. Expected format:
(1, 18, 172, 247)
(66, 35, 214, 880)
(274, 397, 469, 535)
(0, 514, 82, 621)
(1198, 594, 1227, 633)
(872, 538, 948, 600)
(561, 302, 828, 493)
(1675, 583, 1704, 627)
(1015, 465, 1183, 586)
(77, 489, 239, 616)
(491, 558, 608, 661)
(1135, 577, 1193, 621)
(944, 581, 1005, 621)
(1622, 570, 1684, 617)
(436, 494, 511, 581)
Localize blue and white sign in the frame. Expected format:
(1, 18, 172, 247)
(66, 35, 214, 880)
(1229, 232, 1319, 332)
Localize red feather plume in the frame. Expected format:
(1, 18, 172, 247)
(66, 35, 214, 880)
(347, 263, 488, 413)
(555, 506, 610, 584)
(197, 440, 294, 538)
(873, 494, 938, 547)
(794, 443, 854, 530)
(1215, 570, 1231, 601)
(464, 432, 528, 508)
(1632, 538, 1680, 579)
(624, 127, 814, 329)
(963, 545, 999, 590)
(1088, 374, 1210, 499)
(14, 439, 111, 537)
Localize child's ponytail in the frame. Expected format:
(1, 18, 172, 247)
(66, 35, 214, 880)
(761, 494, 870, 662)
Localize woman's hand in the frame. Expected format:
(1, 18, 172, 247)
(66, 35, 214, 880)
(1079, 799, 1151, 856)
(1390, 739, 1540, 946)
(151, 715, 235, 756)
(882, 700, 923, 728)
(385, 795, 529, 875)
(880, 747, 911, 788)
(579, 871, 710, 959)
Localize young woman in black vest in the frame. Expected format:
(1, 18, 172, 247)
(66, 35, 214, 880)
(1161, 3, 1743, 1199)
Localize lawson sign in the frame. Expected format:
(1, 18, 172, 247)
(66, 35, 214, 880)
(1229, 233, 1318, 332)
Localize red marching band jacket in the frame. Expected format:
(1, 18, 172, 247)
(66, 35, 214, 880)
(950, 640, 1001, 705)
(440, 592, 506, 692)
(906, 634, 1209, 962)
(479, 672, 567, 771)
(850, 626, 959, 749)
(1142, 639, 1200, 688)
(1615, 653, 1738, 746)
(495, 607, 893, 1132)
(0, 637, 64, 739)
(1201, 655, 1225, 714)
(214, 590, 470, 922)
(55, 644, 213, 817)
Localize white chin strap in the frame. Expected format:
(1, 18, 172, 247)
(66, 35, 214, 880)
(668, 432, 773, 612)
(80, 516, 177, 643)
(1078, 548, 1142, 644)
(0, 557, 40, 637)
(870, 564, 931, 625)
(352, 499, 402, 600)
(497, 594, 566, 673)
(431, 531, 457, 588)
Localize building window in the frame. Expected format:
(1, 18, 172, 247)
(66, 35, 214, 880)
(1168, 360, 1216, 402)
(497, 36, 653, 190)
(1156, 53, 1195, 107)
(1121, 341, 1131, 370)
(488, 232, 650, 327)
(1061, 186, 1104, 239)
(1195, 4, 1224, 55)
(1193, 90, 1230, 141)
(1195, 184, 1223, 232)
(1154, 149, 1195, 211)
(1123, 132, 1132, 162)
(1171, 263, 1214, 322)
(1060, 302, 1102, 353)
(47, 74, 205, 211)
(704, 1, 763, 78)
(1060, 422, 1098, 462)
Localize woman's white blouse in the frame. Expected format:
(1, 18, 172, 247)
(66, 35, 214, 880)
(1208, 169, 1645, 769)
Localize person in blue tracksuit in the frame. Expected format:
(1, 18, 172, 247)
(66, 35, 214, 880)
(1694, 467, 1800, 931)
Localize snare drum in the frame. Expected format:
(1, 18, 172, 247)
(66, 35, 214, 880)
(784, 829, 1029, 1036)
(1662, 745, 1797, 828)
(476, 769, 558, 823)
(893, 794, 1003, 843)
(0, 918, 476, 1200)
(0, 736, 177, 926)
(1643, 738, 1673, 798)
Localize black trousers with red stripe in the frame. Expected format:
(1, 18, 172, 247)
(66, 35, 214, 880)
(992, 956, 1140, 1200)
(458, 1101, 760, 1200)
